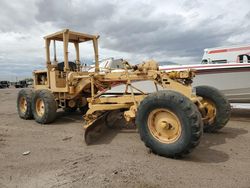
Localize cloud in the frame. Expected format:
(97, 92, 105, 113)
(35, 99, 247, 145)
(0, 0, 39, 32)
(0, 0, 250, 80)
(35, 0, 115, 32)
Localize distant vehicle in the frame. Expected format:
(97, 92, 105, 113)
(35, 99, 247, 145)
(0, 81, 10, 88)
(201, 44, 250, 64)
(26, 80, 33, 86)
(15, 80, 28, 88)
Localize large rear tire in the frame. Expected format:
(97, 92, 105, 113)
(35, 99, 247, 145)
(32, 90, 57, 124)
(136, 90, 203, 158)
(17, 89, 34, 119)
(195, 85, 231, 133)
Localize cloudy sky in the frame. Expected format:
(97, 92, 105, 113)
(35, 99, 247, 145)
(0, 0, 250, 80)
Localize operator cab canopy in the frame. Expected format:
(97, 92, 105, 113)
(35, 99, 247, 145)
(44, 29, 100, 72)
(44, 29, 99, 43)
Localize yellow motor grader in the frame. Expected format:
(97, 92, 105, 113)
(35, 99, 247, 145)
(17, 29, 231, 158)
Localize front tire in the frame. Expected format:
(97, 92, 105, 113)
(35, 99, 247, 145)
(32, 90, 57, 124)
(136, 90, 203, 158)
(17, 89, 34, 119)
(195, 85, 231, 133)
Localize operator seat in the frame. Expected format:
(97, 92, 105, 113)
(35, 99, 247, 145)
(57, 61, 77, 72)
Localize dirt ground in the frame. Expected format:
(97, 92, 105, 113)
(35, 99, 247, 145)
(0, 88, 250, 188)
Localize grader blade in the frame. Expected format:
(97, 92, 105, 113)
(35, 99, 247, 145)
(84, 112, 108, 145)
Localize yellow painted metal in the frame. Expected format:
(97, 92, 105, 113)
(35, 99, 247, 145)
(69, 86, 75, 94)
(83, 103, 132, 129)
(167, 70, 195, 79)
(36, 98, 45, 117)
(63, 30, 69, 71)
(124, 105, 137, 122)
(32, 29, 205, 131)
(74, 42, 80, 71)
(45, 39, 51, 66)
(92, 95, 145, 104)
(34, 29, 196, 102)
(87, 103, 131, 114)
(93, 38, 99, 72)
(201, 98, 216, 124)
(49, 70, 68, 92)
(44, 29, 98, 42)
(19, 97, 27, 113)
(43, 29, 99, 72)
(147, 108, 182, 144)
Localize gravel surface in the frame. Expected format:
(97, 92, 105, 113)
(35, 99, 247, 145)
(0, 88, 250, 188)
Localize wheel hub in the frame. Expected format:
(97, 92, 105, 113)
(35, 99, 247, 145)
(148, 108, 181, 143)
(202, 98, 216, 124)
(159, 121, 175, 130)
(36, 98, 45, 117)
(19, 97, 27, 113)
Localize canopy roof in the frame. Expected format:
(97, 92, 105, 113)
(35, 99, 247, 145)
(44, 29, 99, 43)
